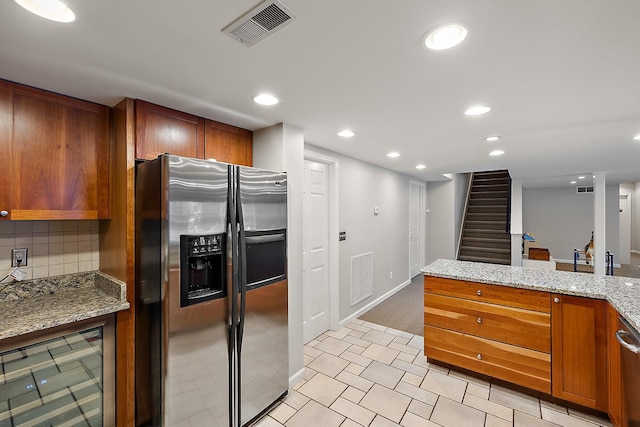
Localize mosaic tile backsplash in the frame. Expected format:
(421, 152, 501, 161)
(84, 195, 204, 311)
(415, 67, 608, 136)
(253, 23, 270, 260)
(0, 221, 100, 282)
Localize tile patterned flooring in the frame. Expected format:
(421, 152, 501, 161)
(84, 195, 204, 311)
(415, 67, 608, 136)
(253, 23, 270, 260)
(257, 320, 612, 427)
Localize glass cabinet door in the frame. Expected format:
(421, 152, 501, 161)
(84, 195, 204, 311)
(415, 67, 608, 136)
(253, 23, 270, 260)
(0, 326, 104, 427)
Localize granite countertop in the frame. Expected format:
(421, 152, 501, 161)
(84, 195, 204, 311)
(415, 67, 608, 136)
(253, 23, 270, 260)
(422, 259, 640, 333)
(0, 271, 130, 340)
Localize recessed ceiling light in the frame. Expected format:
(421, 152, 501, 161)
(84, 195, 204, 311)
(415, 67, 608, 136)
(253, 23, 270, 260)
(387, 152, 400, 158)
(465, 105, 492, 116)
(570, 181, 577, 184)
(634, 134, 640, 141)
(253, 93, 279, 106)
(485, 136, 500, 142)
(423, 22, 469, 51)
(337, 130, 355, 138)
(14, 0, 75, 22)
(578, 176, 586, 179)
(416, 164, 427, 170)
(489, 150, 504, 156)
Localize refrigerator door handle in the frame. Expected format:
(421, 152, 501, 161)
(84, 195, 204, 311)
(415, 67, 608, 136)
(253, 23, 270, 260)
(236, 165, 248, 351)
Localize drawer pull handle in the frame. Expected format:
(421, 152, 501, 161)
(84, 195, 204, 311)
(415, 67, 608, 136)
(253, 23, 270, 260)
(477, 317, 482, 324)
(476, 290, 482, 296)
(0, 210, 7, 217)
(476, 353, 482, 360)
(554, 297, 560, 304)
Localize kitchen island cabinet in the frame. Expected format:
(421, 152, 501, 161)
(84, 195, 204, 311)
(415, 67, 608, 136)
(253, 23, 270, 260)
(551, 294, 607, 411)
(0, 79, 110, 220)
(423, 258, 640, 423)
(424, 276, 551, 393)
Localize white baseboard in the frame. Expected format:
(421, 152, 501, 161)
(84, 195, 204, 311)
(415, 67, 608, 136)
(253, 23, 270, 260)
(338, 279, 412, 328)
(289, 367, 305, 389)
(555, 258, 621, 268)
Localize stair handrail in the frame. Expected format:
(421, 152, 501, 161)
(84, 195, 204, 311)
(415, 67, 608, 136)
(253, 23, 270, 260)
(456, 172, 474, 260)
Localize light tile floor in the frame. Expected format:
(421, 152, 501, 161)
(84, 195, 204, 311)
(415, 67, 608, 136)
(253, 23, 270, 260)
(257, 320, 612, 427)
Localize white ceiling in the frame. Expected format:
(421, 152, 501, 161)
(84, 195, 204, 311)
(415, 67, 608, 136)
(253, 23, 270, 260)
(1, 0, 639, 186)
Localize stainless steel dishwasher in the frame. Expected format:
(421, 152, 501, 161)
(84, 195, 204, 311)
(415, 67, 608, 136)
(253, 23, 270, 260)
(616, 315, 640, 427)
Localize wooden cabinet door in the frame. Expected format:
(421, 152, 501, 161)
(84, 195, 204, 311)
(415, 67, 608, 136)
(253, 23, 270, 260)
(204, 119, 252, 166)
(551, 294, 607, 411)
(0, 80, 11, 220)
(136, 100, 204, 160)
(10, 83, 109, 219)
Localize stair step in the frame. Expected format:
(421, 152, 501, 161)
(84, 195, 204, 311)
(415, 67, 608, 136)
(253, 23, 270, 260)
(470, 191, 509, 198)
(468, 198, 508, 207)
(471, 184, 510, 192)
(467, 206, 508, 214)
(460, 246, 511, 254)
(462, 237, 510, 244)
(458, 255, 511, 265)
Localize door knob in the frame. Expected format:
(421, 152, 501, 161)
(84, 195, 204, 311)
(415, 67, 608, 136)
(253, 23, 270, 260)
(0, 210, 7, 217)
(554, 297, 560, 304)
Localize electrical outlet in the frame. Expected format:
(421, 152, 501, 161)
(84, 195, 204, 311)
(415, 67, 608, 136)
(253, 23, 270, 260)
(12, 248, 28, 267)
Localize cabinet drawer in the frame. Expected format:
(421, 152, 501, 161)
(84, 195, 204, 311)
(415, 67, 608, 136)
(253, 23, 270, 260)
(425, 293, 551, 353)
(425, 276, 550, 313)
(424, 325, 551, 394)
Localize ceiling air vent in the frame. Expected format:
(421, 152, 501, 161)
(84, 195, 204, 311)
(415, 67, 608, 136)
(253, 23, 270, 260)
(576, 186, 594, 194)
(222, 0, 298, 47)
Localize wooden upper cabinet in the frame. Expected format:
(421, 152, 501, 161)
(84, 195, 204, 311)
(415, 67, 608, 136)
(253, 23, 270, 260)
(135, 100, 204, 160)
(204, 119, 252, 166)
(551, 294, 608, 411)
(5, 81, 110, 220)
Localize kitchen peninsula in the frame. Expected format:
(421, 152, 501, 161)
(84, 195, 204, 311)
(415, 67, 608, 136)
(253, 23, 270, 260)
(422, 259, 640, 424)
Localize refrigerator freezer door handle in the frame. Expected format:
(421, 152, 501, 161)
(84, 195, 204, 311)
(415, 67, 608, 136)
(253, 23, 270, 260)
(237, 165, 248, 352)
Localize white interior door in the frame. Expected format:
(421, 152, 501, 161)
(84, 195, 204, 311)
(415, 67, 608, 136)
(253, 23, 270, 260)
(619, 194, 631, 264)
(303, 160, 330, 343)
(409, 181, 424, 277)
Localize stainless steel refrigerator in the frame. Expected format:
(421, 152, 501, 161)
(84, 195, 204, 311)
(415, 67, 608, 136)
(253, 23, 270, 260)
(135, 154, 288, 427)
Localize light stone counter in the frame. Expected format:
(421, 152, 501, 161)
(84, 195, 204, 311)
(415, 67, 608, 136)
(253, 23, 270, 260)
(422, 259, 640, 333)
(0, 271, 129, 340)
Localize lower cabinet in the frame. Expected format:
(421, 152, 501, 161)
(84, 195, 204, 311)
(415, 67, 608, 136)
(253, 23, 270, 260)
(424, 276, 610, 414)
(424, 277, 552, 393)
(551, 294, 608, 411)
(0, 317, 114, 426)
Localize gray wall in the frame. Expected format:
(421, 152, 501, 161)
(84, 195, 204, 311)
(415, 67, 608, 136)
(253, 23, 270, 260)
(453, 173, 471, 254)
(628, 182, 640, 252)
(522, 185, 619, 262)
(426, 180, 456, 263)
(304, 145, 424, 323)
(253, 123, 305, 384)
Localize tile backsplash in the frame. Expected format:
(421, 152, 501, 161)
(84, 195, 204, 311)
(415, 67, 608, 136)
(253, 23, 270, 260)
(0, 220, 99, 281)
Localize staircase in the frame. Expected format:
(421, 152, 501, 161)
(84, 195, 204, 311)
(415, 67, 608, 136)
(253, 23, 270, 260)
(458, 170, 512, 265)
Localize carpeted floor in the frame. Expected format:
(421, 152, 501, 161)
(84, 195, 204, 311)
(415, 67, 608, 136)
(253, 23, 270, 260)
(357, 275, 424, 336)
